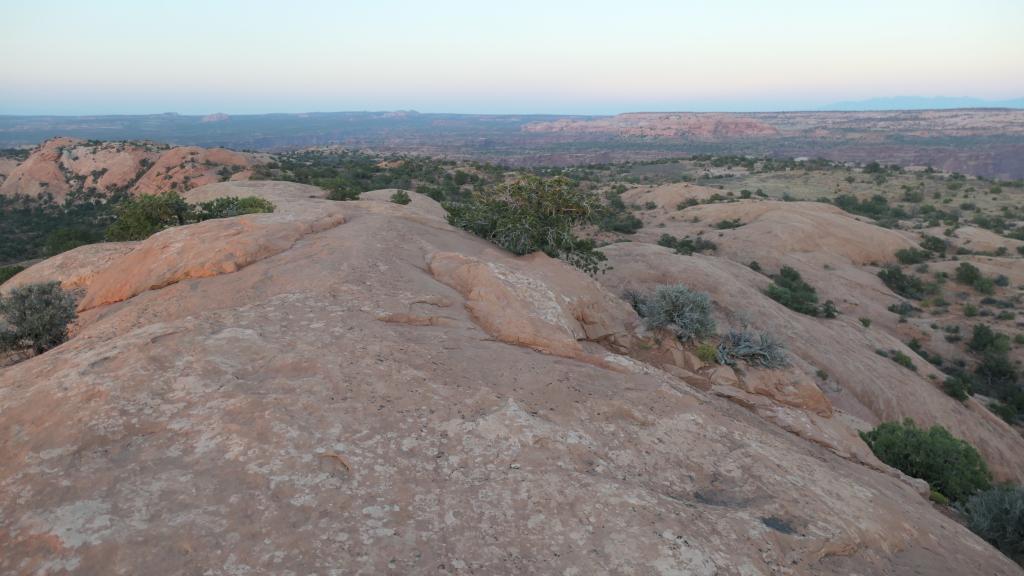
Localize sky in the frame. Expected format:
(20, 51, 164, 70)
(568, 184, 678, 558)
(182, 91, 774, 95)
(2, 0, 1023, 115)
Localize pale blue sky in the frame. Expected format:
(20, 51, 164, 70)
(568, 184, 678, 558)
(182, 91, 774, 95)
(2, 0, 1022, 114)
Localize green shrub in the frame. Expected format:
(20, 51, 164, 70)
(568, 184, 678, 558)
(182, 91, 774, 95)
(0, 265, 25, 285)
(389, 190, 411, 205)
(943, 375, 972, 401)
(955, 262, 996, 294)
(695, 342, 718, 363)
(0, 281, 77, 354)
(327, 187, 361, 201)
(895, 248, 930, 265)
(890, 350, 916, 371)
(859, 317, 872, 327)
(43, 228, 104, 256)
(657, 233, 716, 255)
(765, 266, 822, 316)
(960, 486, 1024, 561)
(105, 192, 192, 241)
(929, 490, 951, 506)
(633, 284, 716, 342)
(920, 235, 947, 254)
(194, 196, 275, 220)
(878, 266, 929, 300)
(446, 176, 606, 274)
(970, 324, 1011, 355)
(716, 328, 788, 368)
(821, 300, 839, 318)
(106, 193, 276, 241)
(597, 190, 643, 234)
(860, 419, 991, 502)
(973, 340, 1019, 410)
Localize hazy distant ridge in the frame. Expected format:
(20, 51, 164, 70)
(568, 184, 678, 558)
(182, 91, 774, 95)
(823, 96, 1024, 111)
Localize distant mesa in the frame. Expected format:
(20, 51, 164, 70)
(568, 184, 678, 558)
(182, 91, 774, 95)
(523, 112, 780, 139)
(201, 113, 230, 123)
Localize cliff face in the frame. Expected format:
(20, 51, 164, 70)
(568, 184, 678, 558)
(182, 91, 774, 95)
(1, 181, 1021, 575)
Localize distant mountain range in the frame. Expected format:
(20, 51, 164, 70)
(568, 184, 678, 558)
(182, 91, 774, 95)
(2, 108, 1024, 179)
(822, 96, 1024, 111)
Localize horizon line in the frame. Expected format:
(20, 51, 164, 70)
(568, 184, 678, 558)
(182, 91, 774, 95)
(4, 105, 1024, 118)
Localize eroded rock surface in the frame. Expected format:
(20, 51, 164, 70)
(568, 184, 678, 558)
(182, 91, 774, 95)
(0, 139, 262, 202)
(0, 243, 137, 296)
(1, 182, 1021, 575)
(597, 242, 1024, 484)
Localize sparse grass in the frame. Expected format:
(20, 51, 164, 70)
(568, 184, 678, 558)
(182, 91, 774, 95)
(695, 342, 718, 363)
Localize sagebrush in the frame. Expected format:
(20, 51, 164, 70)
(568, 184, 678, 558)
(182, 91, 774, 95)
(0, 281, 77, 354)
(960, 486, 1024, 562)
(716, 329, 788, 368)
(630, 284, 716, 342)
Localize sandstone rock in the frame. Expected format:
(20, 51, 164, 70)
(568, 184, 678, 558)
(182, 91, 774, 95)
(131, 146, 253, 196)
(1, 242, 137, 295)
(622, 182, 727, 209)
(358, 188, 449, 222)
(0, 181, 1020, 575)
(672, 201, 917, 265)
(0, 139, 262, 202)
(0, 157, 23, 183)
(710, 384, 883, 469)
(626, 330, 707, 374)
(0, 137, 76, 199)
(79, 184, 345, 311)
(597, 241, 1024, 485)
(738, 366, 833, 417)
(925, 225, 1024, 254)
(428, 250, 638, 362)
(707, 365, 739, 387)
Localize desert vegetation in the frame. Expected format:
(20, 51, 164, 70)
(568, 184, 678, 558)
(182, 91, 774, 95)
(765, 266, 836, 317)
(2, 139, 1024, 573)
(960, 486, 1024, 563)
(715, 328, 788, 368)
(0, 281, 76, 355)
(446, 176, 606, 274)
(657, 233, 717, 255)
(0, 265, 24, 284)
(628, 284, 716, 342)
(106, 192, 275, 241)
(389, 190, 411, 205)
(860, 419, 991, 502)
